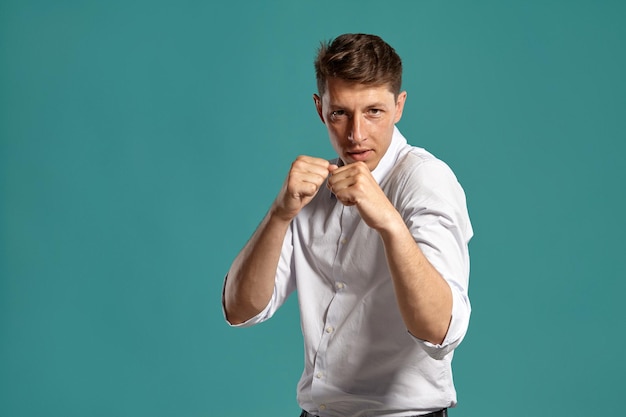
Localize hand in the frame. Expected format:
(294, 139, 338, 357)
(327, 162, 400, 231)
(273, 155, 337, 221)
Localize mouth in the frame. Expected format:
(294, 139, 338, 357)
(347, 149, 372, 162)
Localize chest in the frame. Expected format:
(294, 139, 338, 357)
(294, 193, 391, 290)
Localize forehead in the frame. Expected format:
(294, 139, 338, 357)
(322, 78, 395, 105)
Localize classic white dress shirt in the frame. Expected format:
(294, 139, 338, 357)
(225, 127, 473, 417)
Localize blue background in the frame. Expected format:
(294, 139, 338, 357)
(1, 1, 625, 416)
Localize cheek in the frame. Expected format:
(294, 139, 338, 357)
(328, 135, 343, 154)
(326, 133, 348, 157)
(325, 124, 346, 143)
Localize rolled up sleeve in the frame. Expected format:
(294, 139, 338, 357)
(400, 158, 473, 360)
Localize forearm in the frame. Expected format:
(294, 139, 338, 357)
(378, 214, 453, 345)
(225, 156, 333, 324)
(224, 209, 291, 324)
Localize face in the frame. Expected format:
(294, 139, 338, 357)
(314, 77, 407, 171)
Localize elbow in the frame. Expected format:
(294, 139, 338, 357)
(407, 315, 451, 346)
(223, 274, 249, 325)
(224, 303, 252, 326)
(223, 288, 267, 325)
(223, 289, 253, 325)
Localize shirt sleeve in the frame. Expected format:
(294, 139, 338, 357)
(395, 155, 473, 360)
(221, 225, 297, 328)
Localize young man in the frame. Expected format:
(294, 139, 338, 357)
(223, 33, 473, 417)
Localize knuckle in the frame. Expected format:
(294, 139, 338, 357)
(291, 159, 304, 170)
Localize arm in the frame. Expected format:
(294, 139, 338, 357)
(328, 162, 454, 344)
(224, 155, 335, 324)
(223, 210, 291, 325)
(377, 212, 452, 345)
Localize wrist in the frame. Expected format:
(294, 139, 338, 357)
(268, 203, 297, 225)
(376, 210, 408, 239)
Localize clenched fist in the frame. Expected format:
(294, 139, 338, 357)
(272, 155, 338, 221)
(327, 161, 401, 232)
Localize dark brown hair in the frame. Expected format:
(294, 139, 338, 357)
(314, 33, 403, 98)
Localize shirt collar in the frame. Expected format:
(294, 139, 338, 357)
(371, 125, 407, 183)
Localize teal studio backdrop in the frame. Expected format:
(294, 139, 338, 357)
(1, 1, 625, 416)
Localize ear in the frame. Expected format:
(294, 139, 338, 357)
(313, 94, 325, 124)
(393, 91, 408, 124)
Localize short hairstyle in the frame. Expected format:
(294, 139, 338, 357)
(314, 33, 403, 98)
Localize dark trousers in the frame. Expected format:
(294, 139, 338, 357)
(300, 408, 447, 417)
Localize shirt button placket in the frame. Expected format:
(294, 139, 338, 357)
(314, 208, 348, 415)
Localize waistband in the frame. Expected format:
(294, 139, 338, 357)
(300, 408, 447, 417)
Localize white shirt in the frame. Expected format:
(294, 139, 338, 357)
(226, 127, 473, 417)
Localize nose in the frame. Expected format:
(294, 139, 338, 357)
(348, 115, 365, 144)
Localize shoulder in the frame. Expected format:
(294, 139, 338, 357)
(384, 146, 468, 212)
(389, 147, 459, 189)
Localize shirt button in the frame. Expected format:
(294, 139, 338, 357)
(316, 372, 323, 379)
(319, 404, 327, 411)
(335, 282, 344, 290)
(340, 237, 348, 244)
(325, 326, 334, 334)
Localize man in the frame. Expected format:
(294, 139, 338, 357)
(223, 33, 473, 417)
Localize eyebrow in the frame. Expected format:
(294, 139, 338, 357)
(366, 102, 388, 109)
(328, 102, 389, 110)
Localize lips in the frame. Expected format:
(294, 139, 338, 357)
(347, 149, 372, 161)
